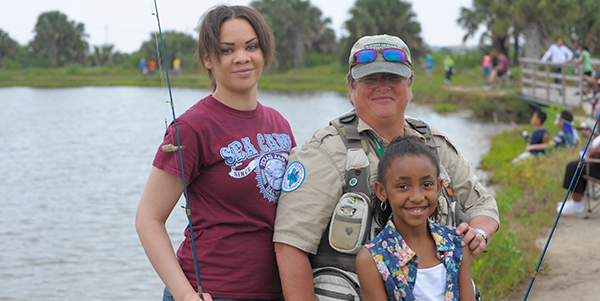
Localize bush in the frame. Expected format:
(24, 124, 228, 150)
(66, 64, 83, 75)
(435, 103, 457, 113)
(302, 53, 335, 68)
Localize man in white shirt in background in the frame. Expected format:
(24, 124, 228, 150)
(541, 38, 574, 95)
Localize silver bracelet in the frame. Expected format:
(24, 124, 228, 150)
(474, 228, 488, 245)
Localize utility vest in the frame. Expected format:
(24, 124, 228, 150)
(310, 110, 471, 301)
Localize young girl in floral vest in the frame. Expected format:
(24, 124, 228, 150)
(356, 136, 474, 301)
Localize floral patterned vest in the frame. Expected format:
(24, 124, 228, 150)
(365, 218, 463, 301)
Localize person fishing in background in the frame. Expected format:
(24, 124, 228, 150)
(173, 57, 182, 75)
(558, 123, 600, 218)
(512, 109, 549, 165)
(443, 54, 455, 84)
(482, 52, 491, 79)
(139, 57, 147, 75)
(136, 5, 295, 301)
(487, 52, 509, 86)
(424, 51, 433, 84)
(524, 110, 579, 154)
(149, 59, 157, 76)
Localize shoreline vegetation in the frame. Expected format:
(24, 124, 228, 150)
(2, 64, 578, 300)
(1, 63, 532, 117)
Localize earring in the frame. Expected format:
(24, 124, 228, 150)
(380, 200, 388, 211)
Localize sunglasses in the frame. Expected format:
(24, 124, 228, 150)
(351, 48, 409, 67)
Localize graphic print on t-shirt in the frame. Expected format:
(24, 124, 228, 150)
(220, 133, 292, 202)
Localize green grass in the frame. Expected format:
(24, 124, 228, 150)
(0, 64, 532, 126)
(473, 129, 580, 301)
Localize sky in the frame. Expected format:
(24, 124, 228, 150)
(0, 0, 483, 54)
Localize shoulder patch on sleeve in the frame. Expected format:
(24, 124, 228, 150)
(282, 161, 306, 192)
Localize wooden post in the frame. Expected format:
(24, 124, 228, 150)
(519, 60, 523, 95)
(562, 66, 566, 105)
(544, 64, 549, 103)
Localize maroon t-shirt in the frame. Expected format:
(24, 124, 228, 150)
(153, 95, 295, 299)
(500, 55, 509, 73)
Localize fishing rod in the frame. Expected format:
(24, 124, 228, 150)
(152, 0, 204, 299)
(521, 110, 600, 300)
(459, 68, 528, 142)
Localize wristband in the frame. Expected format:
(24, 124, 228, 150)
(474, 228, 488, 245)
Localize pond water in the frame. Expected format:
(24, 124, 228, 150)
(0, 86, 510, 300)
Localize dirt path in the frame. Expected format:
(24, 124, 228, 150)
(506, 207, 600, 301)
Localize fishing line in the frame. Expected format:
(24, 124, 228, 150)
(522, 111, 600, 300)
(152, 0, 204, 298)
(152, 30, 172, 131)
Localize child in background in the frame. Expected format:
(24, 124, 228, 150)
(512, 110, 550, 164)
(482, 52, 491, 79)
(424, 52, 434, 84)
(443, 55, 455, 84)
(552, 110, 579, 150)
(356, 136, 474, 301)
(523, 109, 579, 154)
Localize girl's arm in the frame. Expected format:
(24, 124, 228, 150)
(135, 167, 209, 301)
(458, 245, 476, 301)
(525, 142, 548, 151)
(356, 248, 388, 301)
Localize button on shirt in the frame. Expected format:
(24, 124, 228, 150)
(541, 44, 574, 64)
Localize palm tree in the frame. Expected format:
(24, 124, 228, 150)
(457, 0, 512, 57)
(458, 0, 579, 60)
(251, 0, 335, 70)
(30, 11, 89, 67)
(0, 29, 20, 68)
(338, 0, 424, 68)
(509, 0, 578, 59)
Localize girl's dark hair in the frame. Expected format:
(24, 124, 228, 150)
(197, 5, 275, 91)
(373, 135, 441, 228)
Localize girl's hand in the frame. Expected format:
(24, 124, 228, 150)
(183, 292, 212, 301)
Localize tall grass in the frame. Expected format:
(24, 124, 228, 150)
(474, 127, 580, 300)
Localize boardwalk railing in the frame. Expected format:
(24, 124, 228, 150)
(519, 57, 600, 108)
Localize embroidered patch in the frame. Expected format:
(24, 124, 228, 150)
(282, 161, 305, 192)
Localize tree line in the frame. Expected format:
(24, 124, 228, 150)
(458, 0, 600, 65)
(1, 0, 599, 72)
(0, 0, 425, 72)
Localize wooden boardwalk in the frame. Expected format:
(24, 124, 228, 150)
(519, 57, 600, 109)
